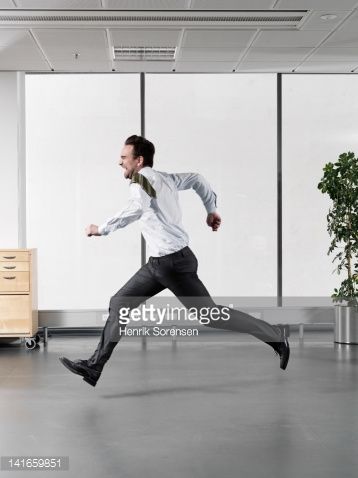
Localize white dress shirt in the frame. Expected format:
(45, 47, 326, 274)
(98, 167, 217, 257)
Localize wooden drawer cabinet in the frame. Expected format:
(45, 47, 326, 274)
(0, 251, 29, 262)
(0, 262, 30, 272)
(0, 272, 29, 292)
(0, 249, 38, 342)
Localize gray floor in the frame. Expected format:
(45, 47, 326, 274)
(0, 331, 357, 478)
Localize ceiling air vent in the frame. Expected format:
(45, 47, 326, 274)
(0, 10, 309, 29)
(113, 46, 176, 61)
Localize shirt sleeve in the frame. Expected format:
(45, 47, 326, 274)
(169, 172, 217, 214)
(98, 183, 150, 236)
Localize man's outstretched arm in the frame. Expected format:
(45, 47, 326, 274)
(169, 172, 221, 231)
(85, 183, 150, 237)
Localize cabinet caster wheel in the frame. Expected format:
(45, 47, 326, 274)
(35, 334, 41, 344)
(25, 338, 37, 350)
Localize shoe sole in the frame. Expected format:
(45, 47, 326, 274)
(59, 357, 98, 387)
(83, 376, 97, 387)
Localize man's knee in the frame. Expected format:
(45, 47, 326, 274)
(109, 295, 137, 313)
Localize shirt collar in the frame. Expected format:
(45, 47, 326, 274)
(138, 166, 152, 177)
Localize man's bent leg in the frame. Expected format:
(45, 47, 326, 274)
(87, 263, 165, 371)
(157, 248, 282, 344)
(164, 254, 289, 369)
(168, 273, 281, 343)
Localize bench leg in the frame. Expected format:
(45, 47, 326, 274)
(299, 323, 304, 340)
(43, 326, 48, 345)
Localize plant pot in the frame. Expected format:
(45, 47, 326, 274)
(334, 305, 358, 344)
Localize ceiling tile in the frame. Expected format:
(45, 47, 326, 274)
(0, 29, 28, 46)
(110, 29, 181, 47)
(16, 0, 102, 8)
(275, 0, 358, 9)
(192, 0, 275, 8)
(295, 60, 358, 72)
(50, 60, 112, 71)
(308, 47, 358, 61)
(105, 0, 187, 8)
(0, 30, 49, 70)
(0, 60, 50, 70)
(175, 61, 235, 72)
(178, 47, 244, 61)
(182, 29, 256, 48)
(114, 60, 175, 71)
(337, 9, 358, 28)
(325, 31, 358, 47)
(34, 29, 109, 63)
(245, 47, 312, 61)
(237, 61, 299, 72)
(324, 13, 358, 46)
(301, 10, 350, 30)
(254, 30, 328, 47)
(0, 0, 15, 8)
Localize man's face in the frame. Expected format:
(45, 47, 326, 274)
(119, 144, 143, 179)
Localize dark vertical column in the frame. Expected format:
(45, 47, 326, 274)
(140, 72, 146, 266)
(277, 73, 282, 307)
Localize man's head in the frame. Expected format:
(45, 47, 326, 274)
(119, 135, 155, 179)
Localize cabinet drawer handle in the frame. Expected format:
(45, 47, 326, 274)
(3, 256, 16, 260)
(4, 266, 16, 270)
(3, 276, 16, 280)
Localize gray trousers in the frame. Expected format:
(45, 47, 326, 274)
(87, 246, 281, 371)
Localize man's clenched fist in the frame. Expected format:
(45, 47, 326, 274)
(86, 224, 101, 237)
(206, 212, 221, 232)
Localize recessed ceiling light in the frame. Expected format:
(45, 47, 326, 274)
(0, 10, 309, 29)
(320, 14, 338, 21)
(113, 46, 176, 61)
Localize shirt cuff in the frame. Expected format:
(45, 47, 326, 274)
(205, 204, 217, 214)
(204, 194, 217, 214)
(98, 224, 109, 236)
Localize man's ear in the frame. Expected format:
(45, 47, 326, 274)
(137, 156, 145, 167)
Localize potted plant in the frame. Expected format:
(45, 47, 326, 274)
(318, 151, 358, 344)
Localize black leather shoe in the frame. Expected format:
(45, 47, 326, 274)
(276, 338, 290, 370)
(275, 325, 290, 370)
(59, 357, 101, 387)
(266, 325, 290, 370)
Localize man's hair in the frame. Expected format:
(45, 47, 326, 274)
(125, 135, 155, 168)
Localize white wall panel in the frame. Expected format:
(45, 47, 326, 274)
(26, 74, 141, 310)
(146, 74, 277, 297)
(282, 75, 358, 297)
